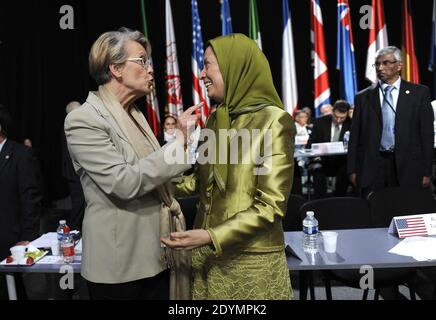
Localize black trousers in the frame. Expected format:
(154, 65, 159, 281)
(362, 151, 399, 199)
(87, 269, 169, 300)
(312, 156, 349, 199)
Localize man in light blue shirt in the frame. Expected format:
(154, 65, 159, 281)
(347, 46, 434, 196)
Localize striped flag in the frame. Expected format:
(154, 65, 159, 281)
(191, 0, 210, 127)
(365, 0, 389, 83)
(337, 0, 358, 105)
(165, 0, 184, 117)
(221, 0, 233, 35)
(401, 0, 420, 83)
(396, 217, 428, 238)
(249, 0, 262, 50)
(140, 0, 161, 136)
(282, 0, 298, 115)
(429, 0, 436, 98)
(310, 0, 331, 117)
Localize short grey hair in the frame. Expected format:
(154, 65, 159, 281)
(89, 27, 151, 85)
(376, 46, 402, 63)
(66, 101, 81, 114)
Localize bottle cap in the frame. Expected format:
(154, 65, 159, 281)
(306, 211, 314, 217)
(59, 220, 66, 225)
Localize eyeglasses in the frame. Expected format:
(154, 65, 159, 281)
(372, 60, 398, 68)
(126, 57, 152, 69)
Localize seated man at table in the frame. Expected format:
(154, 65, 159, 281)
(307, 100, 352, 198)
(0, 105, 42, 299)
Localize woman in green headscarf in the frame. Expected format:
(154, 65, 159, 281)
(161, 34, 296, 300)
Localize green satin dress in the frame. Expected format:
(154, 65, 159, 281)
(175, 34, 295, 300)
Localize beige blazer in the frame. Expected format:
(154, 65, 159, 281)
(64, 92, 190, 284)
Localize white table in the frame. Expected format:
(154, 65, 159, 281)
(285, 228, 436, 299)
(0, 255, 81, 300)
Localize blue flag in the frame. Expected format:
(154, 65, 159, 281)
(336, 0, 357, 105)
(221, 0, 233, 35)
(429, 0, 436, 99)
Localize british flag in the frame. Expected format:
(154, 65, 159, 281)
(191, 0, 210, 127)
(310, 0, 331, 117)
(337, 0, 357, 105)
(396, 217, 428, 238)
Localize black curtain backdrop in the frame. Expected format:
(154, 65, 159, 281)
(0, 0, 433, 200)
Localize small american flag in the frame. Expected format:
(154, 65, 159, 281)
(396, 217, 428, 238)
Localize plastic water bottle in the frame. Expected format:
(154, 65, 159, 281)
(302, 211, 319, 253)
(56, 220, 70, 254)
(343, 131, 350, 150)
(61, 233, 75, 264)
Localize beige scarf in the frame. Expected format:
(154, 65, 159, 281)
(98, 85, 191, 300)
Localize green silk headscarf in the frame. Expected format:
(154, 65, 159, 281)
(207, 33, 285, 193)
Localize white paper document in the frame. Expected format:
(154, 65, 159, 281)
(389, 236, 436, 261)
(311, 142, 345, 155)
(295, 135, 309, 146)
(31, 232, 58, 248)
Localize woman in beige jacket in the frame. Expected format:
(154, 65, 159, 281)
(65, 28, 198, 300)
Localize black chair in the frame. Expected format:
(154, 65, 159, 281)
(283, 194, 306, 232)
(299, 197, 371, 230)
(298, 197, 371, 300)
(366, 187, 436, 300)
(367, 187, 436, 228)
(177, 195, 199, 230)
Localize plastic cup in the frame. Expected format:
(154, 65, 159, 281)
(322, 231, 338, 253)
(10, 245, 26, 261)
(51, 241, 60, 256)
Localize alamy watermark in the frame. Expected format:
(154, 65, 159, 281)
(164, 128, 273, 175)
(359, 5, 372, 30)
(359, 265, 374, 290)
(59, 265, 75, 290)
(59, 5, 74, 30)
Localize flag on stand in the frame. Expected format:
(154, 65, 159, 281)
(396, 217, 428, 238)
(140, 0, 161, 136)
(221, 0, 233, 35)
(401, 0, 420, 83)
(310, 0, 331, 117)
(336, 0, 357, 105)
(429, 0, 436, 98)
(282, 0, 298, 115)
(249, 0, 262, 50)
(191, 0, 210, 127)
(365, 0, 389, 83)
(165, 0, 184, 117)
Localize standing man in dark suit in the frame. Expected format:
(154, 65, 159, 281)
(0, 105, 42, 299)
(61, 101, 85, 232)
(307, 100, 352, 198)
(347, 46, 434, 198)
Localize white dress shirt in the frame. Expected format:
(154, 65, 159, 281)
(0, 138, 7, 154)
(379, 77, 401, 112)
(330, 123, 342, 142)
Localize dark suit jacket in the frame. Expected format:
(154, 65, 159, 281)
(307, 115, 352, 172)
(0, 139, 42, 259)
(347, 80, 434, 188)
(307, 115, 352, 146)
(61, 131, 85, 231)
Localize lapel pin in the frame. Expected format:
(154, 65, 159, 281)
(405, 90, 410, 94)
(5, 155, 10, 160)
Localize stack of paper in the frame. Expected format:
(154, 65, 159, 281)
(389, 236, 436, 261)
(31, 232, 58, 248)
